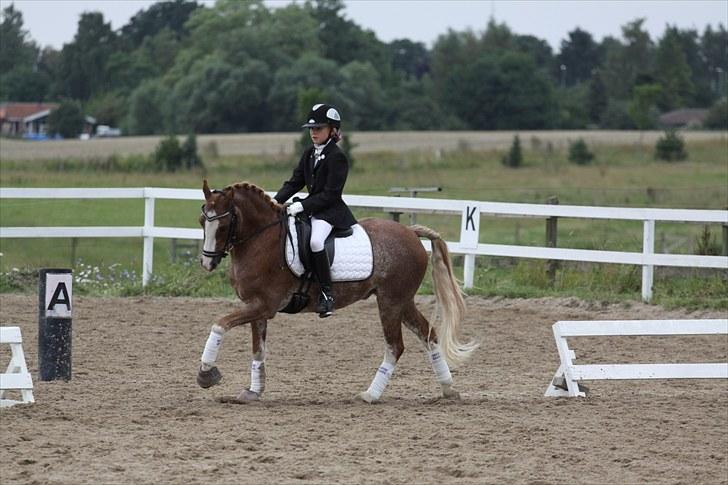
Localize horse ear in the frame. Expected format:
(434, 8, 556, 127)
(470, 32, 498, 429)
(202, 179, 211, 199)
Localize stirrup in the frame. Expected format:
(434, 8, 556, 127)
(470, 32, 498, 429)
(317, 292, 334, 318)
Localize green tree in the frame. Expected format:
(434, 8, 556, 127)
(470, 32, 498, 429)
(152, 134, 183, 171)
(308, 0, 389, 69)
(119, 0, 200, 49)
(514, 34, 554, 72)
(170, 56, 271, 133)
(181, 133, 203, 169)
(441, 52, 555, 129)
(556, 28, 602, 86)
(701, 25, 728, 99)
(267, 54, 343, 131)
(126, 79, 168, 135)
(629, 83, 662, 133)
(339, 61, 388, 130)
(587, 69, 608, 124)
(704, 99, 728, 129)
(568, 138, 595, 165)
(58, 12, 117, 100)
(388, 39, 430, 79)
(48, 101, 85, 138)
(0, 5, 36, 72)
(501, 135, 523, 168)
(601, 19, 654, 100)
(655, 130, 687, 161)
(655, 27, 695, 110)
(0, 5, 48, 101)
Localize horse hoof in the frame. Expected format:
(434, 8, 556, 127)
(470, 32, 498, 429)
(442, 389, 461, 400)
(236, 389, 261, 402)
(197, 366, 222, 389)
(354, 391, 378, 404)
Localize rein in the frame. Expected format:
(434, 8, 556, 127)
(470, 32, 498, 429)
(201, 204, 285, 259)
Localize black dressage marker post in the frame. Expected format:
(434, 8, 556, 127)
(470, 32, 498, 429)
(38, 269, 73, 381)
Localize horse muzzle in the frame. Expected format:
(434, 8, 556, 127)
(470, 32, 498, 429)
(200, 254, 223, 271)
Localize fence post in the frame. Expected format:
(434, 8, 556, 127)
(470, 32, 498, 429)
(642, 220, 655, 302)
(143, 193, 155, 287)
(722, 218, 728, 257)
(460, 202, 480, 289)
(545, 196, 559, 284)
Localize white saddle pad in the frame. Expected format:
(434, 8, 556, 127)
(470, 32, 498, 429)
(285, 218, 373, 282)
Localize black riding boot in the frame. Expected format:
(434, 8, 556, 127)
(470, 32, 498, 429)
(312, 249, 335, 318)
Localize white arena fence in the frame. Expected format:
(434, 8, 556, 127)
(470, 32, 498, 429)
(0, 187, 726, 301)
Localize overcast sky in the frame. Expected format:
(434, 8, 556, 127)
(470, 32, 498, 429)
(7, 0, 727, 51)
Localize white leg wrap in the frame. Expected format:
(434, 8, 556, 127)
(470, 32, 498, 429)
(249, 360, 265, 394)
(366, 361, 395, 400)
(428, 344, 453, 385)
(200, 326, 225, 370)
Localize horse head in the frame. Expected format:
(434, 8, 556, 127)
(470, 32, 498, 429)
(200, 179, 239, 271)
(199, 179, 283, 272)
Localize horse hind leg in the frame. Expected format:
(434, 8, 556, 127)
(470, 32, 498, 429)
(357, 301, 405, 404)
(402, 301, 460, 400)
(235, 320, 267, 402)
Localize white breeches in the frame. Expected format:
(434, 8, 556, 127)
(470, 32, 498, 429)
(310, 217, 333, 252)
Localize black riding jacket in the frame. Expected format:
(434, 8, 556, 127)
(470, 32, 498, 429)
(274, 141, 357, 229)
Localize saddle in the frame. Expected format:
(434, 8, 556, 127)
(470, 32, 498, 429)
(280, 214, 353, 314)
(293, 214, 353, 273)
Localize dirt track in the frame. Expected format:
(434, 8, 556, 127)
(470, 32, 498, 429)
(1, 294, 726, 484)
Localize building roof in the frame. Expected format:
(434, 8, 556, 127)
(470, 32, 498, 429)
(0, 102, 59, 121)
(659, 108, 709, 127)
(23, 109, 52, 123)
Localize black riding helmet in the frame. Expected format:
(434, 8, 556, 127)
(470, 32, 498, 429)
(301, 103, 341, 129)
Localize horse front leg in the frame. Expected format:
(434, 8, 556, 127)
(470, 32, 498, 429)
(234, 319, 267, 402)
(196, 303, 269, 389)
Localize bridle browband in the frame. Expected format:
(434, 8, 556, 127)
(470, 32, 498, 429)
(200, 198, 284, 260)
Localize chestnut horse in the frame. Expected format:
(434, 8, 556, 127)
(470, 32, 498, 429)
(196, 180, 477, 403)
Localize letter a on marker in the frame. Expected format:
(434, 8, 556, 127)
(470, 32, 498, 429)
(48, 282, 71, 311)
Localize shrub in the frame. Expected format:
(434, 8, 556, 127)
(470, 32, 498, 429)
(181, 133, 203, 169)
(568, 138, 595, 165)
(152, 134, 183, 171)
(695, 226, 721, 256)
(704, 99, 727, 130)
(501, 134, 523, 168)
(48, 100, 85, 138)
(655, 130, 688, 161)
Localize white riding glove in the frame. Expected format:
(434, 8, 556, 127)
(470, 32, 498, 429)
(286, 201, 304, 216)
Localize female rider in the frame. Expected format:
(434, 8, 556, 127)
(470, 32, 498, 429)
(274, 104, 357, 318)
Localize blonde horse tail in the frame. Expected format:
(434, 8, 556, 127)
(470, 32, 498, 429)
(410, 225, 478, 368)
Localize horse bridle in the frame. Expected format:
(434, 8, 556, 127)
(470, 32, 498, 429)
(200, 204, 239, 259)
(200, 202, 284, 260)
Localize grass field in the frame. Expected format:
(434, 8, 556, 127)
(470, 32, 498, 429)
(1, 131, 726, 307)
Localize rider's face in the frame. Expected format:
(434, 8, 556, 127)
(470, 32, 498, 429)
(309, 125, 332, 144)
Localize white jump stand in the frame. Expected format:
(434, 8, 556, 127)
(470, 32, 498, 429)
(0, 326, 35, 407)
(545, 319, 728, 398)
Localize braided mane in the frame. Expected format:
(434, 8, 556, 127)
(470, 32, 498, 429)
(226, 181, 283, 213)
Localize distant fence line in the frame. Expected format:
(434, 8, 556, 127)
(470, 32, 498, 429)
(1, 187, 726, 302)
(1, 130, 725, 161)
